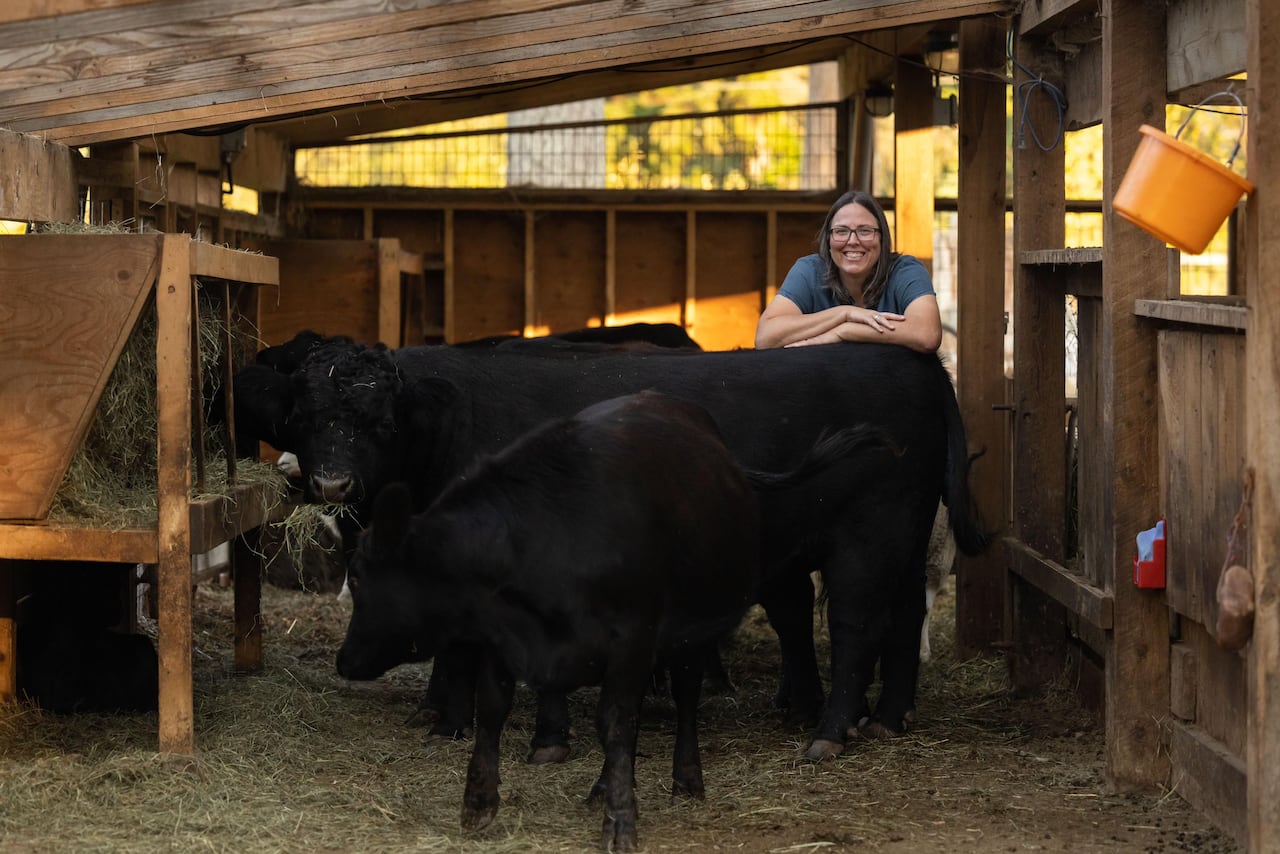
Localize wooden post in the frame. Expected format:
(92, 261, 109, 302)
(1100, 0, 1169, 787)
(377, 238, 401, 346)
(0, 560, 14, 704)
(1009, 27, 1068, 693)
(1245, 0, 1280, 846)
(955, 17, 1010, 655)
(232, 534, 264, 674)
(893, 55, 935, 271)
(155, 234, 195, 754)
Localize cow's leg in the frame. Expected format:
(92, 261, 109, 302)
(426, 644, 478, 739)
(586, 655, 649, 854)
(667, 649, 706, 800)
(755, 569, 823, 727)
(865, 559, 928, 737)
(527, 688, 572, 764)
(806, 548, 890, 762)
(461, 653, 514, 831)
(701, 640, 734, 696)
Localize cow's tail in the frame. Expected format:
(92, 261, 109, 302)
(744, 424, 899, 490)
(941, 370, 994, 556)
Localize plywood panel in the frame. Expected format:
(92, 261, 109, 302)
(1160, 329, 1204, 621)
(532, 211, 606, 334)
(613, 211, 685, 328)
(1200, 333, 1246, 638)
(374, 208, 445, 257)
(694, 212, 767, 351)
(1189, 617, 1247, 757)
(255, 240, 380, 347)
(774, 210, 821, 298)
(452, 209, 524, 342)
(0, 234, 159, 520)
(304, 208, 366, 240)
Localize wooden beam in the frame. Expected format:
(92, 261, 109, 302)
(1245, 0, 1280, 847)
(1009, 20, 1068, 693)
(155, 233, 195, 755)
(1168, 721, 1247, 848)
(0, 129, 80, 223)
(893, 54, 934, 269)
(1100, 0, 1169, 789)
(0, 0, 1012, 146)
(955, 15, 1010, 656)
(377, 238, 402, 346)
(1168, 0, 1246, 94)
(0, 0, 157, 25)
(1005, 537, 1113, 630)
(1018, 0, 1098, 36)
(1133, 299, 1248, 331)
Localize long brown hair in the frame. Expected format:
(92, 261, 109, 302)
(815, 190, 900, 309)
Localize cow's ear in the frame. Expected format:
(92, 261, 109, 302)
(371, 482, 414, 555)
(400, 377, 459, 433)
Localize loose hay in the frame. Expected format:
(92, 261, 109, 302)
(0, 586, 1241, 853)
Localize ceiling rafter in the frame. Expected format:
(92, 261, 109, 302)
(0, 0, 1010, 147)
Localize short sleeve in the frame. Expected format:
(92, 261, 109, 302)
(777, 255, 827, 314)
(879, 255, 936, 314)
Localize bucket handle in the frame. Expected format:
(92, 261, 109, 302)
(1175, 89, 1247, 169)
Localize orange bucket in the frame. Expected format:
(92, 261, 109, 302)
(1113, 94, 1253, 255)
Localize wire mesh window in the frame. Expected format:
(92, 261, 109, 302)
(295, 103, 840, 191)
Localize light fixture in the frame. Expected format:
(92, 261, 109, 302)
(864, 83, 894, 118)
(923, 30, 960, 74)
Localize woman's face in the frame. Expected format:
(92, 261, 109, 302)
(828, 201, 882, 286)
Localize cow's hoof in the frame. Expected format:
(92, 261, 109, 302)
(403, 707, 436, 728)
(671, 772, 705, 800)
(527, 744, 571, 764)
(858, 719, 902, 740)
(427, 724, 474, 742)
(461, 803, 498, 831)
(602, 819, 638, 853)
(805, 738, 845, 762)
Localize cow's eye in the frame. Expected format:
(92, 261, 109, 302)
(347, 575, 360, 593)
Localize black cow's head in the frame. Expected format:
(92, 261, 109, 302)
(284, 340, 407, 507)
(335, 483, 435, 680)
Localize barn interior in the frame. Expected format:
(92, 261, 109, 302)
(0, 0, 1275, 849)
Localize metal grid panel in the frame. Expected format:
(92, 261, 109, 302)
(295, 104, 839, 191)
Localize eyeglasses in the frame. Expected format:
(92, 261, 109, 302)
(830, 225, 880, 243)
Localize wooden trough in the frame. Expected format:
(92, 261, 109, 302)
(0, 232, 282, 753)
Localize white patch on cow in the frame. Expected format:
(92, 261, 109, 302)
(277, 451, 301, 478)
(921, 500, 957, 663)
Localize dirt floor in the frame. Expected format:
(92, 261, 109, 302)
(0, 578, 1244, 853)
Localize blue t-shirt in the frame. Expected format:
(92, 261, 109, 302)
(777, 253, 934, 314)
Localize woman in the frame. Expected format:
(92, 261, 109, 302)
(755, 189, 942, 353)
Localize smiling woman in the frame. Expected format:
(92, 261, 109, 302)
(754, 189, 943, 353)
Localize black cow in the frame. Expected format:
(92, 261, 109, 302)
(240, 335, 989, 761)
(336, 391, 893, 852)
(454, 321, 701, 352)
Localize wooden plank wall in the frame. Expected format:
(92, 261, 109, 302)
(251, 240, 386, 348)
(303, 202, 830, 351)
(1158, 326, 1249, 840)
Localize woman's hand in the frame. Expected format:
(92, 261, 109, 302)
(859, 307, 905, 332)
(784, 309, 906, 347)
